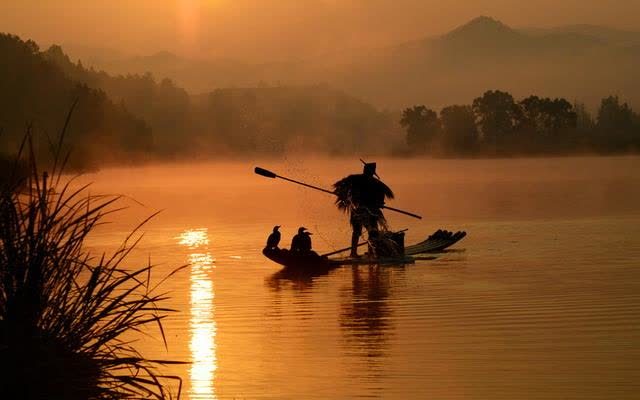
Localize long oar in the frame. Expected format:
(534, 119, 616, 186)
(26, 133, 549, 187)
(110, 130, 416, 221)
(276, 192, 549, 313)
(322, 241, 368, 257)
(321, 228, 409, 257)
(255, 167, 334, 195)
(255, 167, 422, 219)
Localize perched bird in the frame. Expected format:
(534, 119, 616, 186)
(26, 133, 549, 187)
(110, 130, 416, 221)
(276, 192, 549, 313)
(300, 230, 312, 252)
(291, 227, 312, 253)
(266, 225, 281, 249)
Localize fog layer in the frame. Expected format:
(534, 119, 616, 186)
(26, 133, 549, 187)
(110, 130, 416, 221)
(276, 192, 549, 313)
(2, 1, 640, 61)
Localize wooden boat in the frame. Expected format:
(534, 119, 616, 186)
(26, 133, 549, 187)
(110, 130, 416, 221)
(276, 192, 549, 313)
(262, 248, 331, 270)
(405, 230, 467, 254)
(263, 229, 466, 270)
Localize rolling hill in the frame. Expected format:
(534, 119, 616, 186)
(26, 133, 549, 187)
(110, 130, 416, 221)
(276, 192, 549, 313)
(326, 16, 640, 109)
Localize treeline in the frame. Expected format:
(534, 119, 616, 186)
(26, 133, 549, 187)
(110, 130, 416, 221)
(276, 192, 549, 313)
(0, 34, 152, 170)
(43, 45, 193, 155)
(195, 86, 394, 155)
(42, 42, 394, 157)
(1, 33, 395, 169)
(401, 90, 640, 156)
(3, 33, 639, 167)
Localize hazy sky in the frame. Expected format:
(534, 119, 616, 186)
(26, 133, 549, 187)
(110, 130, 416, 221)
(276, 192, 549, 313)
(2, 0, 639, 60)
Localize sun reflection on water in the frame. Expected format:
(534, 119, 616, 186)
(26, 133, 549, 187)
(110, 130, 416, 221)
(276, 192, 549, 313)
(178, 228, 216, 399)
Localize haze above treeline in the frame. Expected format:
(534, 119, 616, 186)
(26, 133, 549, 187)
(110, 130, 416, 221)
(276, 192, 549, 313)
(4, 1, 640, 60)
(3, 1, 640, 108)
(1, 7, 640, 170)
(34, 15, 640, 110)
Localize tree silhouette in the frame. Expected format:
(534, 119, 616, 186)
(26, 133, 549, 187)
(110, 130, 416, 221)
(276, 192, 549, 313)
(596, 96, 640, 152)
(472, 90, 520, 153)
(400, 105, 440, 153)
(440, 105, 478, 154)
(519, 96, 577, 152)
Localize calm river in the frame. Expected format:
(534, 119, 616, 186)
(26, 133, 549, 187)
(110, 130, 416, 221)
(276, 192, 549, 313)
(81, 156, 640, 399)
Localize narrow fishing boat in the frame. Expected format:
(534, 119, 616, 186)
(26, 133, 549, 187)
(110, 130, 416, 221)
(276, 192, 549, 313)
(262, 229, 466, 270)
(254, 164, 467, 271)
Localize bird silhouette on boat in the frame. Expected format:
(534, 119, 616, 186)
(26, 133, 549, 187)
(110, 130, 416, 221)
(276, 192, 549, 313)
(291, 227, 314, 254)
(266, 225, 281, 249)
(262, 226, 328, 270)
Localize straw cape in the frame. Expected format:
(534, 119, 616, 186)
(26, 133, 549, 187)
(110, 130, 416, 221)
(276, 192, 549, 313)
(333, 172, 395, 229)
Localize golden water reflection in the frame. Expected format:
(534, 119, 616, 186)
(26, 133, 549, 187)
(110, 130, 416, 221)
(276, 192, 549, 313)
(178, 228, 217, 400)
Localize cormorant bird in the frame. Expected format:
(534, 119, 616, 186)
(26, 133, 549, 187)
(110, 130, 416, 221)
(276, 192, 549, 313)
(266, 225, 281, 249)
(291, 227, 312, 253)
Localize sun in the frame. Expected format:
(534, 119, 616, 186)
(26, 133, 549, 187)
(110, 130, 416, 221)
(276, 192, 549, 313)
(178, 0, 200, 50)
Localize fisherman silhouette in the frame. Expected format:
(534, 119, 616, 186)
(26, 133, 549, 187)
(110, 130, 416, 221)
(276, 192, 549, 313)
(291, 227, 313, 253)
(266, 225, 281, 249)
(333, 162, 394, 257)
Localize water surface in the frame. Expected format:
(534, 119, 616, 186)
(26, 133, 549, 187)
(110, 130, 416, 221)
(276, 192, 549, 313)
(82, 156, 640, 399)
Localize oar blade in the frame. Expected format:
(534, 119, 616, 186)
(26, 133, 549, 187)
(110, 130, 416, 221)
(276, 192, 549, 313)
(255, 167, 277, 179)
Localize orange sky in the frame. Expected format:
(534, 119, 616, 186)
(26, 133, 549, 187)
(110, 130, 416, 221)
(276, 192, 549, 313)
(2, 0, 639, 60)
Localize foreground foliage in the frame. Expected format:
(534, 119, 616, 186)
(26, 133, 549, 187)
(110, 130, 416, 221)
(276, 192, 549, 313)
(0, 123, 184, 398)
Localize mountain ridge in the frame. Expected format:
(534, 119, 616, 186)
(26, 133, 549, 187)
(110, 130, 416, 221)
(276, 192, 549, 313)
(56, 16, 640, 109)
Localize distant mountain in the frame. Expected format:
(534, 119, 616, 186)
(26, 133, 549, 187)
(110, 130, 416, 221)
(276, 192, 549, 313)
(443, 16, 525, 46)
(63, 16, 640, 110)
(521, 24, 640, 46)
(54, 42, 129, 68)
(321, 16, 640, 109)
(61, 47, 269, 93)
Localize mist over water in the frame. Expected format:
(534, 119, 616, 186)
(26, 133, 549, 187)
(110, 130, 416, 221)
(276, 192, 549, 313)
(80, 156, 640, 399)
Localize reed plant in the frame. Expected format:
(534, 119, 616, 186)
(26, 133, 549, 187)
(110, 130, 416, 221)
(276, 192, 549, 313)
(0, 111, 185, 399)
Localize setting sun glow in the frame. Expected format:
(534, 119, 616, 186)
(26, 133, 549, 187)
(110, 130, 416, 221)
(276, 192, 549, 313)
(178, 0, 200, 51)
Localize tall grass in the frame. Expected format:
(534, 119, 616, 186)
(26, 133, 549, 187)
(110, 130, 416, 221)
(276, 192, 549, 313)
(0, 110, 185, 399)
